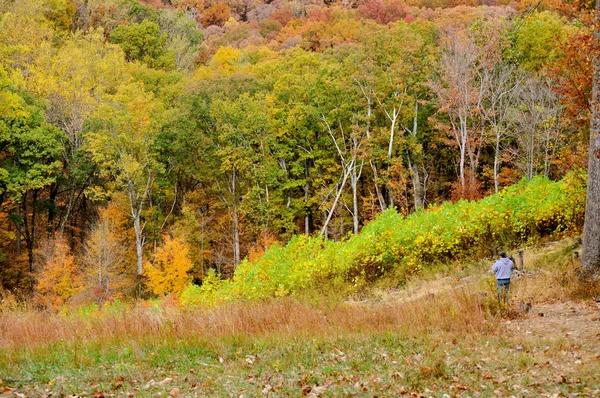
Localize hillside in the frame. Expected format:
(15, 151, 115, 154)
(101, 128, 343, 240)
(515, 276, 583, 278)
(182, 173, 586, 303)
(0, 0, 594, 304)
(1, 239, 599, 396)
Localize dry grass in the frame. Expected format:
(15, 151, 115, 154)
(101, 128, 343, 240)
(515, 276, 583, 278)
(511, 239, 600, 304)
(0, 286, 490, 352)
(2, 241, 600, 396)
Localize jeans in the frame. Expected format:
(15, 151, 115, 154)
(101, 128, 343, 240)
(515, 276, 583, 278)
(496, 278, 510, 303)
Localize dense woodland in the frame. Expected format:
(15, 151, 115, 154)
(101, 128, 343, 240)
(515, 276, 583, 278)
(0, 0, 594, 305)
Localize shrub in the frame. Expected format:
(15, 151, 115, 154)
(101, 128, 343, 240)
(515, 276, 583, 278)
(189, 173, 586, 303)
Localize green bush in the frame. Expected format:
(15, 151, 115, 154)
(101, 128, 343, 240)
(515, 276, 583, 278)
(183, 172, 587, 303)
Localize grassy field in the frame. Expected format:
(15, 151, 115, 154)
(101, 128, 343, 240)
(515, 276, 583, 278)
(1, 241, 599, 397)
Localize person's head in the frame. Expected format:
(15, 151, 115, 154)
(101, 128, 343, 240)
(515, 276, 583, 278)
(499, 251, 507, 258)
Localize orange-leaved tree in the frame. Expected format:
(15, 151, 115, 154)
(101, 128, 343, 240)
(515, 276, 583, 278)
(145, 236, 193, 295)
(35, 236, 83, 310)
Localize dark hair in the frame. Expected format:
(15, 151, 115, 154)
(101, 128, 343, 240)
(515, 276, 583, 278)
(499, 251, 507, 258)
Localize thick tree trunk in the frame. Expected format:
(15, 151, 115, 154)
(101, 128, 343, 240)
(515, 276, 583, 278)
(581, 4, 600, 273)
(407, 155, 423, 210)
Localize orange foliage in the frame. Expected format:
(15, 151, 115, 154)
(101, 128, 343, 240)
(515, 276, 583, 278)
(35, 237, 82, 310)
(450, 168, 483, 202)
(200, 2, 232, 27)
(248, 230, 280, 263)
(551, 31, 593, 128)
(145, 236, 194, 295)
(270, 8, 295, 26)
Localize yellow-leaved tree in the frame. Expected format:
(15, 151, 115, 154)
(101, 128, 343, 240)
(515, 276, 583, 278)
(35, 236, 82, 310)
(145, 236, 193, 296)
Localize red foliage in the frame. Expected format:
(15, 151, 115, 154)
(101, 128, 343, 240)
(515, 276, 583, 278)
(450, 168, 482, 202)
(357, 0, 412, 24)
(307, 8, 332, 23)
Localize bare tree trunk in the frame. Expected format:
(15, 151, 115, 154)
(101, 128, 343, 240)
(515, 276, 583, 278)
(133, 211, 143, 275)
(321, 160, 353, 236)
(459, 116, 468, 192)
(408, 98, 424, 209)
(15, 205, 21, 256)
(370, 161, 386, 212)
(407, 155, 423, 209)
(230, 167, 241, 267)
(354, 79, 386, 213)
(305, 162, 310, 235)
(232, 207, 240, 267)
(581, 2, 600, 273)
(494, 136, 500, 193)
(350, 160, 363, 235)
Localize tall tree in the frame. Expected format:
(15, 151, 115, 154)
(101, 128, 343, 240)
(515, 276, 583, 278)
(88, 82, 163, 275)
(581, 0, 600, 273)
(0, 71, 62, 271)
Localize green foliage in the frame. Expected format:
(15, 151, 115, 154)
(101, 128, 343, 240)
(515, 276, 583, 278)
(110, 19, 174, 69)
(189, 173, 587, 302)
(0, 73, 62, 203)
(180, 268, 224, 306)
(512, 11, 576, 72)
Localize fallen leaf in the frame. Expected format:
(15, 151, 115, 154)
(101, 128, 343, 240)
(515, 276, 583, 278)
(158, 378, 173, 385)
(555, 375, 567, 384)
(301, 385, 312, 396)
(308, 385, 328, 397)
(169, 388, 180, 397)
(420, 366, 433, 377)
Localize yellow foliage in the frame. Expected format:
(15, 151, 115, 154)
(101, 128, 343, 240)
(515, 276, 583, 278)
(36, 237, 82, 310)
(145, 237, 194, 296)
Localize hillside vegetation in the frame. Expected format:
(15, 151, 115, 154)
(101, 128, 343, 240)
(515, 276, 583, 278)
(183, 172, 586, 302)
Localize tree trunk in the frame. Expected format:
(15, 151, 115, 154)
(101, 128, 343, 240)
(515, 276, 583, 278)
(133, 211, 143, 275)
(581, 2, 600, 273)
(351, 164, 360, 235)
(320, 160, 353, 236)
(494, 133, 500, 193)
(407, 155, 423, 210)
(16, 205, 21, 256)
(459, 115, 468, 193)
(232, 207, 240, 267)
(370, 161, 387, 212)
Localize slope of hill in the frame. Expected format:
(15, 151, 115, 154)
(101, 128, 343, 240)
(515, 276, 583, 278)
(1, 238, 599, 396)
(181, 172, 586, 303)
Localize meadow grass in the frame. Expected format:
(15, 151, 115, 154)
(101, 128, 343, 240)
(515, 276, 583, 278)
(1, 242, 599, 397)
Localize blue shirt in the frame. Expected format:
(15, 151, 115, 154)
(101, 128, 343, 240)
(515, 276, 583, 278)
(492, 257, 514, 280)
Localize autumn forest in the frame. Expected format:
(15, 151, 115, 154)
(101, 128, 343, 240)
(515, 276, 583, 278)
(0, 0, 594, 306)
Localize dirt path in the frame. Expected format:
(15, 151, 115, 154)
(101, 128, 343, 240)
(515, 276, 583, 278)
(503, 300, 600, 396)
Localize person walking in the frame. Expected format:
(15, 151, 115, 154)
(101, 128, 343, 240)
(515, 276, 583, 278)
(492, 251, 515, 304)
